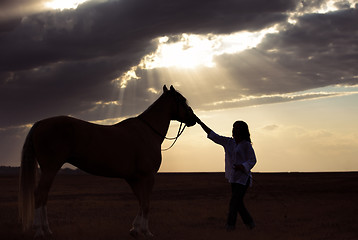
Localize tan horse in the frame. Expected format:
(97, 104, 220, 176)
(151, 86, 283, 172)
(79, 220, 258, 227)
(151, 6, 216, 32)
(19, 85, 197, 239)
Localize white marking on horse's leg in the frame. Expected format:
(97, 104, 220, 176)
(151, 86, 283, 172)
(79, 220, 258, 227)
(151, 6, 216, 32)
(140, 217, 153, 238)
(133, 213, 143, 229)
(33, 207, 45, 238)
(130, 213, 143, 238)
(33, 206, 53, 239)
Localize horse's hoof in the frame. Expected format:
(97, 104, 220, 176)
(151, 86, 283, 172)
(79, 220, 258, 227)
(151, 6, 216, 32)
(45, 233, 54, 240)
(43, 229, 53, 239)
(34, 229, 45, 240)
(143, 230, 154, 239)
(129, 228, 139, 239)
(34, 235, 45, 240)
(33, 231, 53, 240)
(34, 235, 53, 240)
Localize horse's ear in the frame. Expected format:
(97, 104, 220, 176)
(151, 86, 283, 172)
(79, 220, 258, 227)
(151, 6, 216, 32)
(170, 85, 175, 91)
(163, 85, 168, 92)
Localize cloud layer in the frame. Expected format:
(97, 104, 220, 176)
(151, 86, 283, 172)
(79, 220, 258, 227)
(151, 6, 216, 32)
(0, 0, 301, 128)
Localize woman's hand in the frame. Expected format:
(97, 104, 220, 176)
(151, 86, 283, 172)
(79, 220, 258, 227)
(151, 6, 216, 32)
(194, 114, 202, 124)
(194, 114, 212, 134)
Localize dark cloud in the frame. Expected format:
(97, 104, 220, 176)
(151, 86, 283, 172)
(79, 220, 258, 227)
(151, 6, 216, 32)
(213, 6, 358, 96)
(0, 17, 22, 32)
(1, 0, 295, 71)
(0, 54, 155, 127)
(131, 4, 358, 111)
(0, 0, 297, 129)
(0, 126, 28, 166)
(0, 0, 48, 32)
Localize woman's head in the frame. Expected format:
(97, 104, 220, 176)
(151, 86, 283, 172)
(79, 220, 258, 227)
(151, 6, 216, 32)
(232, 121, 251, 143)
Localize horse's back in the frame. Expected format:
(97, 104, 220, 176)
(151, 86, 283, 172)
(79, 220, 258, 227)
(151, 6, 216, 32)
(32, 116, 78, 154)
(31, 116, 161, 178)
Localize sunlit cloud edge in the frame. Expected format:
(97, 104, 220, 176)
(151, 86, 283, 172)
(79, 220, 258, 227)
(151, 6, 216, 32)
(201, 90, 358, 111)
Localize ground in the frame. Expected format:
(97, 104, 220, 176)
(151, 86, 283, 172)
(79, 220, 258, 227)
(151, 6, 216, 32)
(1, 172, 357, 240)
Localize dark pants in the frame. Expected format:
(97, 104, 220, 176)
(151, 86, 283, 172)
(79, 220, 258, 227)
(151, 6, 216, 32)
(227, 180, 254, 227)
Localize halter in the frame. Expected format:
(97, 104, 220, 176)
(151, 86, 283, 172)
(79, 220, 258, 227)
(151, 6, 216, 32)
(138, 116, 187, 151)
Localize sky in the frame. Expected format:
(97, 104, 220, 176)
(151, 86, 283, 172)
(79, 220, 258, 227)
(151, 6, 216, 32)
(1, 0, 357, 172)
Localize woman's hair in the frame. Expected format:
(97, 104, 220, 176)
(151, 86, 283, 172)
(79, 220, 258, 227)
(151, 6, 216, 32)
(233, 121, 252, 143)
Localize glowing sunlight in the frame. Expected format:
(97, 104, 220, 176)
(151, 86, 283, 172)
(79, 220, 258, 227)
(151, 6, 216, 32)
(45, 0, 89, 10)
(117, 28, 278, 87)
(141, 29, 277, 70)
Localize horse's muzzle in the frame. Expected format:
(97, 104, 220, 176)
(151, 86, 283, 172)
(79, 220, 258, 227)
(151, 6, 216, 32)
(186, 121, 196, 127)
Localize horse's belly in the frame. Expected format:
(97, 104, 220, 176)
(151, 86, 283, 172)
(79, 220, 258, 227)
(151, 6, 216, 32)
(68, 158, 133, 178)
(68, 125, 161, 178)
(67, 149, 137, 178)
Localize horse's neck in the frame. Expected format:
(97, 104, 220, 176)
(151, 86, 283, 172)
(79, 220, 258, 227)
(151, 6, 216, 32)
(139, 96, 172, 139)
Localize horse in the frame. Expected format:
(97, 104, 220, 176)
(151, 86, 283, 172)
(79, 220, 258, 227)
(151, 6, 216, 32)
(19, 85, 197, 239)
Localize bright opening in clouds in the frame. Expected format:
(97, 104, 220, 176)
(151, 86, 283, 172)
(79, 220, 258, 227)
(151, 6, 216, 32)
(118, 27, 278, 86)
(141, 29, 278, 70)
(314, 0, 357, 13)
(143, 35, 218, 69)
(45, 0, 89, 10)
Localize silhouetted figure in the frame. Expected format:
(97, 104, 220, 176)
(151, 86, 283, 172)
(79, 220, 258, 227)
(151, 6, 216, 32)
(196, 116, 256, 231)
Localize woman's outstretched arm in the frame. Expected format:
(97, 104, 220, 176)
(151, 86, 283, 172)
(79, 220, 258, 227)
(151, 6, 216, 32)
(195, 115, 212, 135)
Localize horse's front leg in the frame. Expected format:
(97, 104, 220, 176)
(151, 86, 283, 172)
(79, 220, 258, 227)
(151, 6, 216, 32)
(127, 174, 155, 239)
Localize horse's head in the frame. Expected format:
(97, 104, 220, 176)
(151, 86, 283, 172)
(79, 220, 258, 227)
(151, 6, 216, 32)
(163, 85, 196, 127)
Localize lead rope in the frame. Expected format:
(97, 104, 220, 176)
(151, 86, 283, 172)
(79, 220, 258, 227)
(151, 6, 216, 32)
(161, 122, 186, 151)
(138, 116, 187, 151)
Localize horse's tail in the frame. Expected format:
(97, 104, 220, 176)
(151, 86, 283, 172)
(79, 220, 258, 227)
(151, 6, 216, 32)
(19, 123, 38, 231)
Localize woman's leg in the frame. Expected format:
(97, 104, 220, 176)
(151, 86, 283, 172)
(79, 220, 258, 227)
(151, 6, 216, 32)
(226, 183, 240, 228)
(237, 181, 255, 228)
(227, 182, 255, 229)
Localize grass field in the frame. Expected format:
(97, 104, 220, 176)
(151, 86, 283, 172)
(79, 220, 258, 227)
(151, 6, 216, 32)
(1, 172, 358, 240)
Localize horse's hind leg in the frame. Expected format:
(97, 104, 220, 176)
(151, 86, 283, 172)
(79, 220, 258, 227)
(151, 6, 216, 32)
(34, 168, 58, 239)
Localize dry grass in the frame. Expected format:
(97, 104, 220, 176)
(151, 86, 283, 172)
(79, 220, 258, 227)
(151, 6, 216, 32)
(1, 172, 358, 240)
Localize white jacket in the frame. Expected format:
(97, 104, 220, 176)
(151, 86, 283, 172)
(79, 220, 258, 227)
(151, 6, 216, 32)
(208, 130, 257, 185)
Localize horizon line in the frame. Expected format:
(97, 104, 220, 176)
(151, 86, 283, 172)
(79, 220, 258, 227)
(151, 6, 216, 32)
(0, 166, 357, 175)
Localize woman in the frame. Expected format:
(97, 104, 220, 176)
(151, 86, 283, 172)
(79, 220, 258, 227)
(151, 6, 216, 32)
(195, 115, 256, 231)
